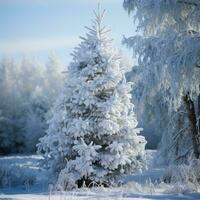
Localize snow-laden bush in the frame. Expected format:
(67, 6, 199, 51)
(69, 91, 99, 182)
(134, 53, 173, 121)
(38, 8, 146, 190)
(162, 159, 200, 192)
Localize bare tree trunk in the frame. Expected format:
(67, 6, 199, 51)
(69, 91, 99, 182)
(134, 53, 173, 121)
(182, 94, 199, 159)
(198, 94, 200, 136)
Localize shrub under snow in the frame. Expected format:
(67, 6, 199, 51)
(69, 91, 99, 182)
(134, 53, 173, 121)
(162, 159, 200, 193)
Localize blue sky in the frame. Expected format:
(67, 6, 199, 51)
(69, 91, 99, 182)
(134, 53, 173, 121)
(0, 0, 134, 64)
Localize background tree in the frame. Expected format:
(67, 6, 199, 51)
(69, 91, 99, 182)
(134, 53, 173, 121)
(0, 55, 64, 154)
(123, 0, 200, 162)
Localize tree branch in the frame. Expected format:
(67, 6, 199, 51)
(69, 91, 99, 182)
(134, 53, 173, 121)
(177, 0, 199, 7)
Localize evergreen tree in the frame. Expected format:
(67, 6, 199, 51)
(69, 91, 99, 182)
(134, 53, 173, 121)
(38, 8, 146, 190)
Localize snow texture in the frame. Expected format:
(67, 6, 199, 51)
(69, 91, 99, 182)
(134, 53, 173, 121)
(1, 151, 200, 199)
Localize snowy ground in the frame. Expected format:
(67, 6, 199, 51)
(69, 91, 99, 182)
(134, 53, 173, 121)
(0, 151, 200, 200)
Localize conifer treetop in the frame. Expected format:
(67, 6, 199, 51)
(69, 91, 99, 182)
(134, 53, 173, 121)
(81, 5, 112, 44)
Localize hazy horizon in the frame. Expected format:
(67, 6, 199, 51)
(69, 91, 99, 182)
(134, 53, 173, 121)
(0, 0, 135, 64)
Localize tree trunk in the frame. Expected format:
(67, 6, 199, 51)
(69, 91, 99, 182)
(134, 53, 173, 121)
(182, 94, 199, 159)
(198, 94, 200, 136)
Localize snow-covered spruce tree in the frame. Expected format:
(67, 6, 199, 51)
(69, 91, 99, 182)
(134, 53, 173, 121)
(123, 0, 200, 163)
(38, 8, 146, 189)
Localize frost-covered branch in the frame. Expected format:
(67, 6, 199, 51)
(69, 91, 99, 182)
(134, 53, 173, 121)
(123, 0, 200, 163)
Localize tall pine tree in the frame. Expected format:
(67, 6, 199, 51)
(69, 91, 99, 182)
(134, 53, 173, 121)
(38, 7, 146, 190)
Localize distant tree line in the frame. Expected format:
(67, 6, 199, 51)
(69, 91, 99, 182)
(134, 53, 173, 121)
(0, 55, 64, 155)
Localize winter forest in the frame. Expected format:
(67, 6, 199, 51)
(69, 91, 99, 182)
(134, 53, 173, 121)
(0, 0, 200, 199)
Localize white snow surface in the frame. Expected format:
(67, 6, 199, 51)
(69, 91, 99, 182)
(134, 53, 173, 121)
(1, 150, 200, 200)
